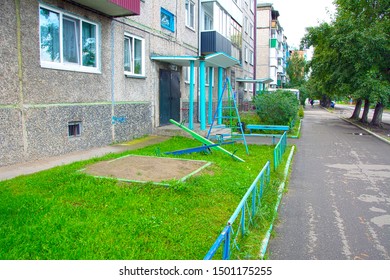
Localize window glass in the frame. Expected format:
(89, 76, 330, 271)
(82, 22, 96, 67)
(63, 16, 80, 64)
(204, 13, 213, 30)
(185, 0, 195, 29)
(39, 8, 60, 62)
(124, 35, 144, 76)
(124, 37, 131, 72)
(39, 5, 99, 72)
(134, 38, 142, 74)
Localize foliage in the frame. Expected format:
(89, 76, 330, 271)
(254, 90, 299, 126)
(298, 105, 305, 118)
(0, 137, 292, 260)
(303, 0, 390, 125)
(286, 51, 308, 88)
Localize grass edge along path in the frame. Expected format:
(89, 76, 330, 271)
(0, 136, 294, 260)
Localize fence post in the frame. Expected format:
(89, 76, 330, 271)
(252, 187, 256, 218)
(223, 226, 231, 260)
(241, 206, 245, 236)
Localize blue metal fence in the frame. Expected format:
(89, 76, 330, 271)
(273, 131, 287, 171)
(204, 161, 271, 260)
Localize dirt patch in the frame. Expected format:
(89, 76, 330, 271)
(82, 155, 211, 184)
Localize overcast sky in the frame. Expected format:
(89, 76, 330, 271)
(258, 0, 337, 49)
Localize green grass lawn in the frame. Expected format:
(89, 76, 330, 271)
(0, 136, 291, 260)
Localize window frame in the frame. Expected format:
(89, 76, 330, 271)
(124, 33, 146, 78)
(185, 0, 195, 30)
(39, 4, 100, 74)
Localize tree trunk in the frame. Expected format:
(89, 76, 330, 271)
(320, 95, 331, 108)
(350, 99, 362, 120)
(360, 99, 370, 124)
(370, 102, 384, 127)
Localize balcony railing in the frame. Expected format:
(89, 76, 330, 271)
(70, 0, 140, 17)
(201, 31, 232, 56)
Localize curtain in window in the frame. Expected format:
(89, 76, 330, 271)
(63, 16, 80, 64)
(39, 8, 60, 62)
(82, 22, 96, 67)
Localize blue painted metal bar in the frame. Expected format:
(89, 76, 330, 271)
(200, 60, 206, 130)
(217, 67, 223, 125)
(189, 60, 195, 130)
(273, 131, 287, 171)
(240, 206, 245, 236)
(203, 225, 230, 260)
(223, 226, 231, 260)
(208, 67, 213, 125)
(164, 142, 235, 155)
(252, 187, 256, 218)
(227, 161, 270, 226)
(204, 161, 271, 260)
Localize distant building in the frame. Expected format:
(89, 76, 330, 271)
(255, 2, 288, 89)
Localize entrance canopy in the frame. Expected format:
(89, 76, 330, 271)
(150, 52, 240, 131)
(236, 77, 273, 84)
(150, 52, 240, 68)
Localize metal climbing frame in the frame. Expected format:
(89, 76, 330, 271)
(206, 77, 249, 155)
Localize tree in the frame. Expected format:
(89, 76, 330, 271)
(304, 0, 390, 126)
(286, 51, 307, 88)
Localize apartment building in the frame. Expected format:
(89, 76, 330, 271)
(0, 0, 256, 166)
(256, 2, 289, 89)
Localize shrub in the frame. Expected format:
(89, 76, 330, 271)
(254, 90, 299, 125)
(298, 105, 304, 118)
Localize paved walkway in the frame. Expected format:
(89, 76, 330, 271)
(268, 105, 390, 259)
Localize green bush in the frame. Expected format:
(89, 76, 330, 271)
(254, 90, 299, 125)
(298, 105, 304, 118)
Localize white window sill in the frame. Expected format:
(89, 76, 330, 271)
(41, 62, 101, 74)
(125, 73, 147, 79)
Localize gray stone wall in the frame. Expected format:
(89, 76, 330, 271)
(0, 1, 155, 167)
(113, 102, 153, 142)
(0, 108, 24, 166)
(0, 0, 19, 105)
(21, 0, 112, 104)
(0, 103, 152, 166)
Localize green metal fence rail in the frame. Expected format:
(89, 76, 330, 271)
(204, 161, 271, 260)
(273, 131, 287, 171)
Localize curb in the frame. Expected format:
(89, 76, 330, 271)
(340, 117, 390, 145)
(259, 145, 295, 259)
(320, 105, 390, 145)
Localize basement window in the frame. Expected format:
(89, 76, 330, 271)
(68, 121, 82, 137)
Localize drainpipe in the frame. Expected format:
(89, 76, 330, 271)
(110, 20, 116, 142)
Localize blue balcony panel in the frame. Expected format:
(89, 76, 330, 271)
(201, 31, 232, 56)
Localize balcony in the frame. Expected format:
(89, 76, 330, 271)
(201, 31, 232, 56)
(69, 0, 140, 17)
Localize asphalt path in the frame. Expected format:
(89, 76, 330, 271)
(268, 105, 390, 260)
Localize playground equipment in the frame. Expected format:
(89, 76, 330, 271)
(169, 119, 245, 162)
(206, 77, 249, 155)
